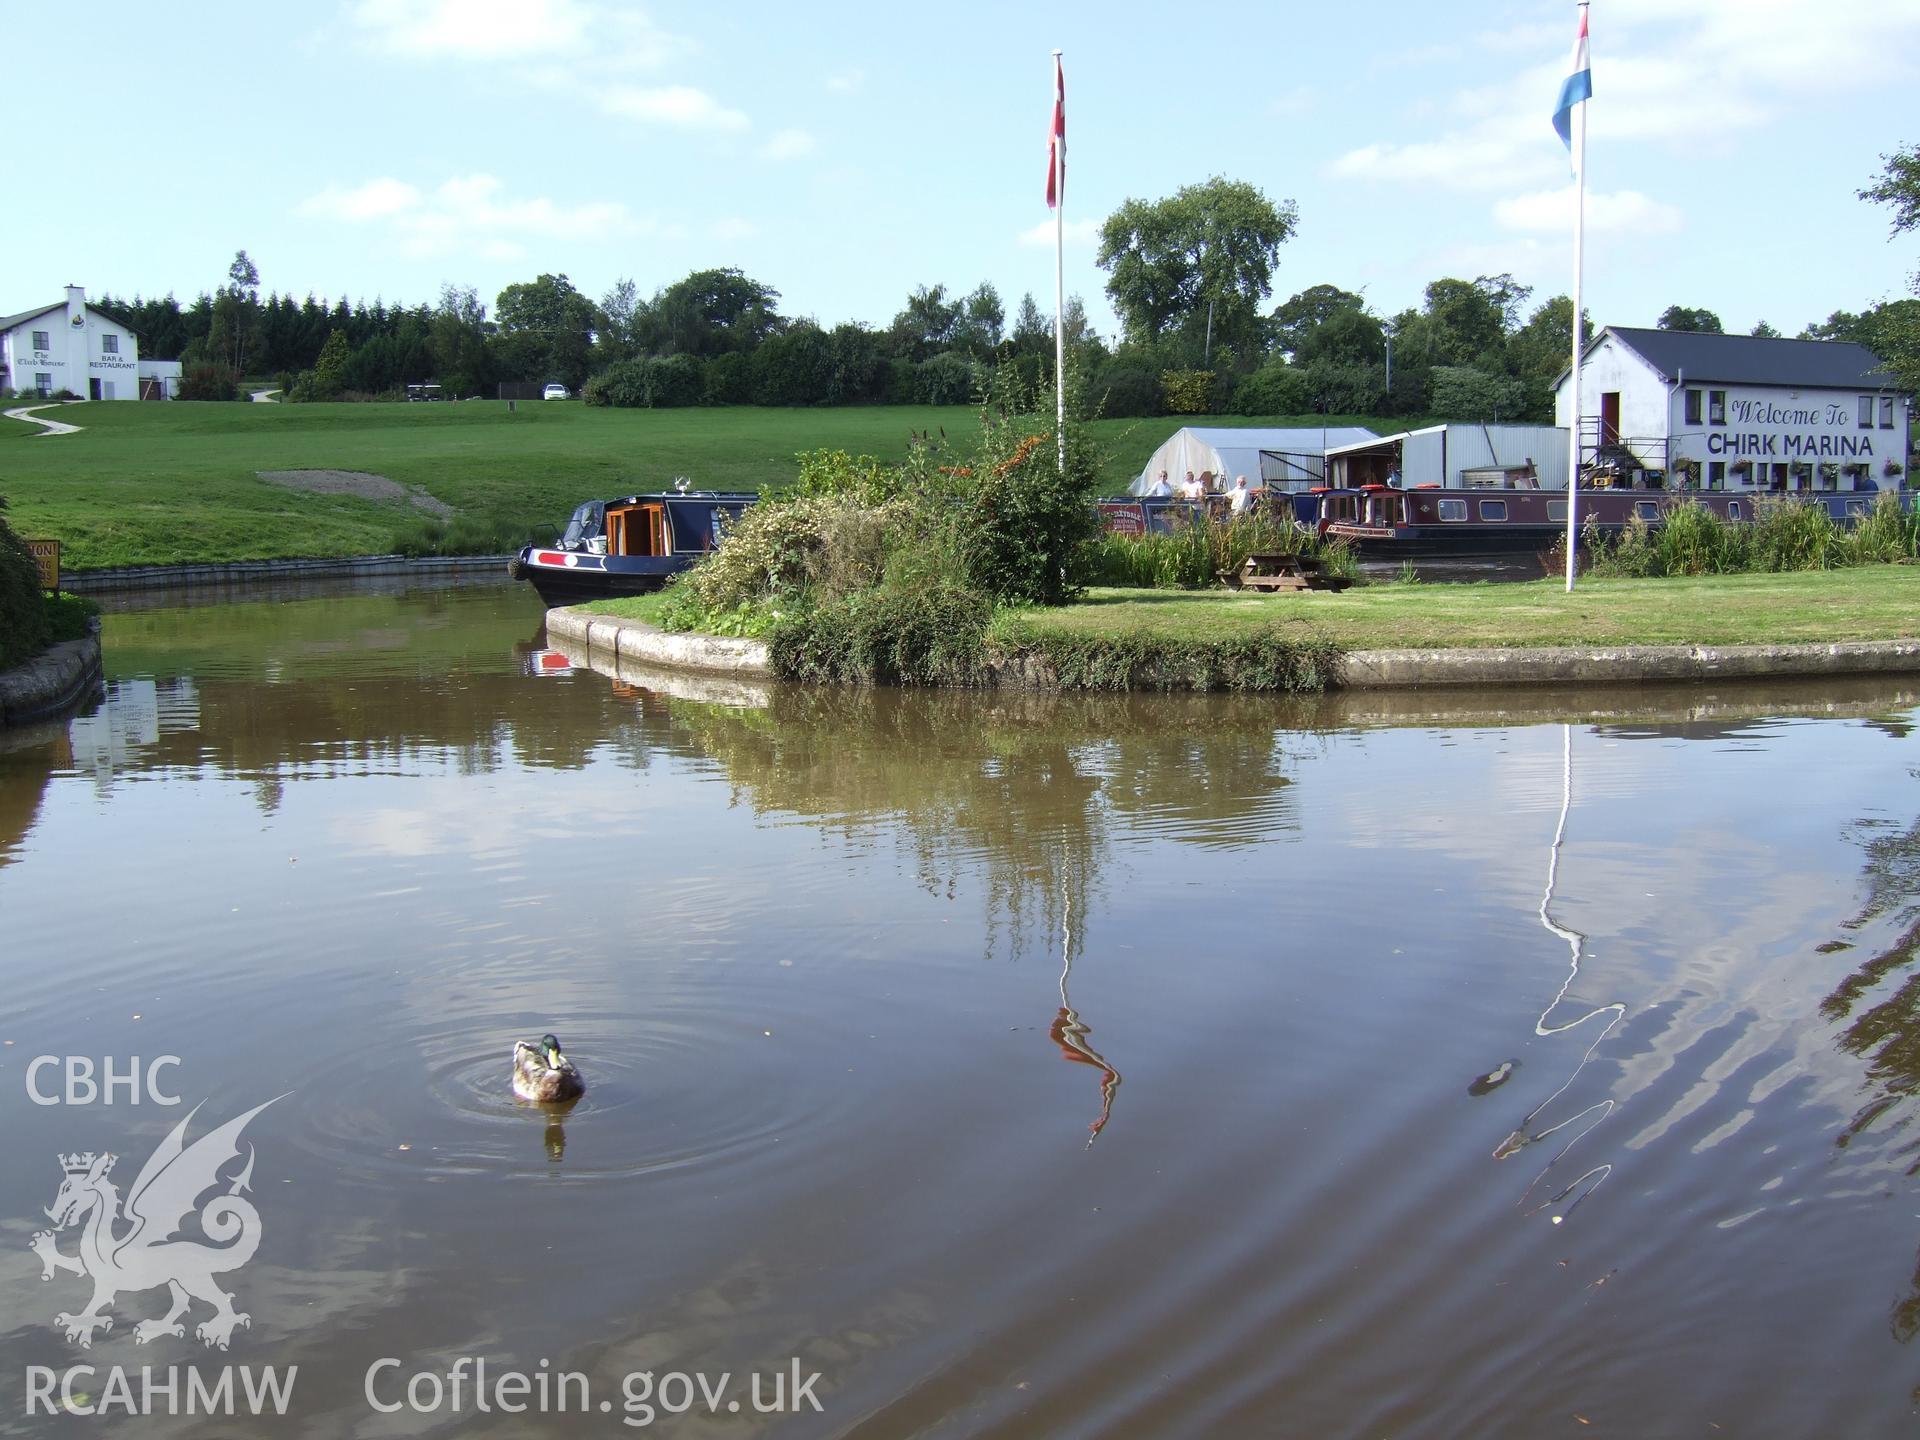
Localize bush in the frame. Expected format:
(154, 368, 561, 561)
(1232, 360, 1312, 415)
(952, 389, 1103, 606)
(1842, 491, 1920, 564)
(1160, 369, 1214, 414)
(915, 352, 978, 406)
(1748, 495, 1838, 571)
(0, 496, 52, 669)
(704, 352, 754, 405)
(1087, 360, 1161, 418)
(770, 575, 991, 685)
(179, 362, 240, 402)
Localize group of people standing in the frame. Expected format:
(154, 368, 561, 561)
(1145, 469, 1260, 515)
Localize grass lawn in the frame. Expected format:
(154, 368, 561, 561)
(583, 569, 1920, 651)
(0, 400, 1402, 569)
(1015, 570, 1920, 649)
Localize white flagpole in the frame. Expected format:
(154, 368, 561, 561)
(1563, 4, 1588, 593)
(1053, 48, 1066, 476)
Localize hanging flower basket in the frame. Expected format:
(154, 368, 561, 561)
(1888, 459, 1907, 478)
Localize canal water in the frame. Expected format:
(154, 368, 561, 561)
(3, 581, 1920, 1438)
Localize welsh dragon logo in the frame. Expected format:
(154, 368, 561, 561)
(30, 1097, 285, 1350)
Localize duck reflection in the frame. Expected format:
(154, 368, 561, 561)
(1492, 724, 1623, 1222)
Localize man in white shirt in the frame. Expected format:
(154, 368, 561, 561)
(1228, 475, 1254, 515)
(1147, 470, 1172, 497)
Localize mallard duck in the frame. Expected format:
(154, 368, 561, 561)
(512, 1033, 585, 1103)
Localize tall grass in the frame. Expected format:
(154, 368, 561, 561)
(1583, 494, 1916, 579)
(1089, 510, 1355, 589)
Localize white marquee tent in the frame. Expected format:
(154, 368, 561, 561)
(1129, 426, 1380, 495)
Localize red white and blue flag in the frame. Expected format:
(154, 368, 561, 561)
(1046, 54, 1065, 208)
(1552, 5, 1592, 150)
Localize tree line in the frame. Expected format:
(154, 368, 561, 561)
(92, 155, 1919, 413)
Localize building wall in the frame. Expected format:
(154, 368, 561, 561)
(1, 287, 139, 399)
(1553, 333, 1667, 451)
(1666, 383, 1909, 491)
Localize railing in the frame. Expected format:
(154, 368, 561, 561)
(1577, 416, 1667, 477)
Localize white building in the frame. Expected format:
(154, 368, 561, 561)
(0, 286, 141, 400)
(1556, 327, 1911, 492)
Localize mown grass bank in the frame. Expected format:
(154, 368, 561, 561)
(0, 401, 1398, 570)
(581, 568, 1920, 692)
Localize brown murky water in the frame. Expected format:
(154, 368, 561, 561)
(4, 581, 1920, 1437)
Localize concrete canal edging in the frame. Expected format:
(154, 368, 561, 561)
(64, 553, 510, 594)
(0, 633, 103, 725)
(546, 608, 1920, 692)
(545, 606, 773, 675)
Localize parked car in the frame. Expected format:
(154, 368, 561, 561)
(542, 383, 569, 401)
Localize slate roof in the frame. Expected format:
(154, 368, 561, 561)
(1601, 326, 1900, 391)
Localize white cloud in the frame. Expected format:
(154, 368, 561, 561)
(294, 172, 647, 259)
(349, 0, 590, 59)
(602, 84, 749, 131)
(1331, 2, 1920, 196)
(759, 129, 816, 161)
(296, 177, 421, 222)
(1495, 186, 1684, 236)
(1019, 217, 1101, 248)
(825, 68, 864, 93)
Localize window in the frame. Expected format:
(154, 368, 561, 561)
(1728, 501, 1743, 520)
(1547, 499, 1568, 522)
(1708, 390, 1726, 425)
(1708, 460, 1726, 488)
(31, 330, 50, 350)
(1685, 389, 1702, 425)
(100, 334, 118, 355)
(1882, 397, 1896, 430)
(1847, 499, 1870, 518)
(1860, 396, 1875, 428)
(1479, 499, 1509, 521)
(1635, 501, 1661, 521)
(1436, 499, 1468, 521)
(34, 373, 52, 396)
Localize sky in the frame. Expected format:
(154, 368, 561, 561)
(9, 0, 1920, 342)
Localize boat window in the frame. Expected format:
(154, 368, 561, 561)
(1547, 500, 1567, 522)
(1479, 500, 1508, 521)
(559, 501, 603, 549)
(1634, 501, 1660, 521)
(1847, 499, 1869, 517)
(1437, 499, 1468, 522)
(1728, 501, 1742, 520)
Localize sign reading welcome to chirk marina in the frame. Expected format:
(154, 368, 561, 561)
(1700, 389, 1892, 462)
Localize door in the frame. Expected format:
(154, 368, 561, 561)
(1599, 391, 1621, 446)
(89, 378, 102, 400)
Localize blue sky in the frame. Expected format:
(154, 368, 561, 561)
(11, 0, 1920, 341)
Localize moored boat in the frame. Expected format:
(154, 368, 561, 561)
(510, 491, 757, 606)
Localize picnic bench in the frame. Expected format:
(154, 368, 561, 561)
(1223, 550, 1352, 593)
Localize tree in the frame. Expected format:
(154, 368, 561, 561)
(637, 268, 782, 358)
(1656, 305, 1724, 334)
(1011, 293, 1050, 354)
(1270, 284, 1366, 361)
(1097, 176, 1298, 358)
(430, 284, 492, 397)
(597, 277, 642, 365)
(887, 284, 962, 362)
(1420, 277, 1520, 366)
(1295, 307, 1383, 368)
(207, 249, 262, 375)
(493, 273, 599, 389)
(1860, 145, 1920, 392)
(1750, 319, 1781, 338)
(953, 283, 1005, 357)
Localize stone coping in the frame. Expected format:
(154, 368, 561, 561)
(0, 634, 103, 725)
(547, 607, 1920, 691)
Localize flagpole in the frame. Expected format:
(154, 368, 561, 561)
(1563, 3, 1588, 593)
(1053, 48, 1066, 476)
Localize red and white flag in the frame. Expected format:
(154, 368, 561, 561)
(1045, 54, 1065, 208)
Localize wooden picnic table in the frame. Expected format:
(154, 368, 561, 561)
(1226, 550, 1353, 593)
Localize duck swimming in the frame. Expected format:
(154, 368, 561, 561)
(512, 1033, 585, 1103)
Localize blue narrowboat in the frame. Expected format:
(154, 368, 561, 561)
(511, 491, 757, 606)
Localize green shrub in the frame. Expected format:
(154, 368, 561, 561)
(1749, 495, 1838, 571)
(1160, 369, 1214, 414)
(770, 576, 991, 686)
(1232, 360, 1312, 415)
(990, 615, 1341, 693)
(1842, 491, 1920, 564)
(0, 496, 52, 669)
(1087, 509, 1352, 590)
(43, 591, 99, 644)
